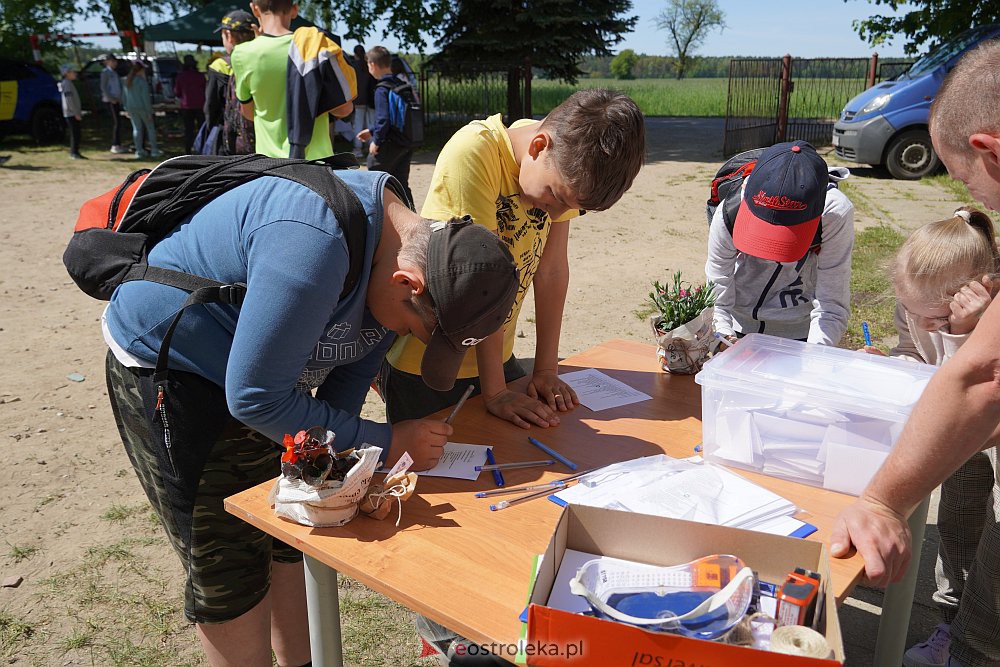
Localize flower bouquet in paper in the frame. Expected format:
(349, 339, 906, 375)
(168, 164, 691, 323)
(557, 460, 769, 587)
(648, 271, 717, 375)
(268, 427, 381, 527)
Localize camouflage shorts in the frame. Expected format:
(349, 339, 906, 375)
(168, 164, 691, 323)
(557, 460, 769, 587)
(105, 351, 301, 624)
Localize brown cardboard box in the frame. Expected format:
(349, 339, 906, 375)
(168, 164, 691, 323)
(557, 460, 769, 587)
(525, 504, 843, 666)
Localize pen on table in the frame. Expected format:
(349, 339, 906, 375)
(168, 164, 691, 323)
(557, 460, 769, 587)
(713, 332, 733, 348)
(484, 447, 504, 487)
(475, 460, 555, 472)
(489, 486, 556, 511)
(444, 384, 475, 425)
(474, 467, 598, 498)
(862, 321, 873, 347)
(527, 436, 577, 471)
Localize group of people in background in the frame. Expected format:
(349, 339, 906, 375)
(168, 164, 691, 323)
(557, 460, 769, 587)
(56, 0, 411, 193)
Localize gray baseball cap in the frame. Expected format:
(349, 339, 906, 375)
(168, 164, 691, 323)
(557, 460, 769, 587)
(420, 216, 518, 391)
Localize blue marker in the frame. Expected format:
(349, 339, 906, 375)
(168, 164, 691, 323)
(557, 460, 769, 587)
(484, 447, 504, 487)
(862, 321, 872, 347)
(527, 437, 578, 471)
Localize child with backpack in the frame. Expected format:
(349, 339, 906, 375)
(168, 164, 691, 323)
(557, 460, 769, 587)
(203, 9, 257, 155)
(357, 45, 419, 204)
(860, 208, 1000, 667)
(705, 141, 854, 345)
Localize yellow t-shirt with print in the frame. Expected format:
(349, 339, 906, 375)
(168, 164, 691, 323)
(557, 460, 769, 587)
(386, 113, 574, 378)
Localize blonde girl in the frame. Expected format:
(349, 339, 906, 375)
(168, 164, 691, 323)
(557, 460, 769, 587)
(868, 207, 1000, 667)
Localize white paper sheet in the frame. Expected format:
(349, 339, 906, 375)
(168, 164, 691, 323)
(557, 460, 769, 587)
(558, 368, 652, 412)
(417, 443, 490, 480)
(823, 441, 890, 496)
(552, 455, 797, 530)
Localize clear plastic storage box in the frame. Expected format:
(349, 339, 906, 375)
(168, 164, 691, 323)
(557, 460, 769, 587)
(695, 333, 937, 496)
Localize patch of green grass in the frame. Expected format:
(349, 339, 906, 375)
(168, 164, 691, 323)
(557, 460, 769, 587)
(924, 173, 977, 205)
(6, 544, 38, 563)
(841, 224, 907, 351)
(60, 628, 92, 651)
(0, 611, 35, 660)
(101, 503, 147, 523)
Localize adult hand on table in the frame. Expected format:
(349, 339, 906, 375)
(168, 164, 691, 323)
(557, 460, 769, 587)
(485, 389, 559, 429)
(830, 494, 911, 588)
(527, 370, 579, 413)
(389, 419, 452, 471)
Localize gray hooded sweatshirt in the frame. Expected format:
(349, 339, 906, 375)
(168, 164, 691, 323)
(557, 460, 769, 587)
(705, 173, 855, 345)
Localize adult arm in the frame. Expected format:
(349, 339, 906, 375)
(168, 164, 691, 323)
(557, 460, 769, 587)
(806, 189, 854, 345)
(527, 220, 578, 412)
(831, 296, 1000, 585)
(705, 206, 739, 337)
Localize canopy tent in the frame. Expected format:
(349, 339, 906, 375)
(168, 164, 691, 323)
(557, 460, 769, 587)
(142, 0, 315, 46)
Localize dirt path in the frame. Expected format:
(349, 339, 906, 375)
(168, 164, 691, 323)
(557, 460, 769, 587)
(0, 119, 971, 665)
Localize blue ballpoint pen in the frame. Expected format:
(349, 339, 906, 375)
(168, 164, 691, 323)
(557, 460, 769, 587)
(527, 436, 578, 471)
(484, 448, 504, 487)
(862, 321, 872, 347)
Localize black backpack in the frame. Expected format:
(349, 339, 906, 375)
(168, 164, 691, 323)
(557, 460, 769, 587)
(378, 79, 424, 148)
(64, 153, 399, 378)
(706, 148, 827, 252)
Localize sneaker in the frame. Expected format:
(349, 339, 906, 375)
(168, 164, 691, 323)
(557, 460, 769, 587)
(69, 153, 87, 160)
(134, 153, 147, 160)
(904, 624, 951, 667)
(110, 145, 128, 154)
(150, 150, 163, 158)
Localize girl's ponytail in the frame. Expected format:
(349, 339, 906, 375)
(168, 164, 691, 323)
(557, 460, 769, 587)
(957, 206, 1000, 271)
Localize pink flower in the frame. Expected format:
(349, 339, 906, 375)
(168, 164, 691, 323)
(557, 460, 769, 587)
(679, 289, 688, 298)
(694, 286, 702, 293)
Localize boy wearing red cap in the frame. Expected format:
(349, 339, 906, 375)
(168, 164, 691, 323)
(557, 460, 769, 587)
(706, 140, 855, 345)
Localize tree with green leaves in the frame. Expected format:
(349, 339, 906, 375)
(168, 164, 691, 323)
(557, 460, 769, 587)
(851, 0, 1000, 54)
(300, 0, 448, 51)
(430, 0, 637, 83)
(655, 0, 724, 80)
(610, 48, 638, 79)
(0, 0, 78, 61)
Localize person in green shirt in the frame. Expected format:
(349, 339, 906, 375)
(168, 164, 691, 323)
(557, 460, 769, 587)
(232, 0, 354, 158)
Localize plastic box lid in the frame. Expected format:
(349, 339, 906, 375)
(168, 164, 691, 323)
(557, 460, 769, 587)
(695, 333, 937, 421)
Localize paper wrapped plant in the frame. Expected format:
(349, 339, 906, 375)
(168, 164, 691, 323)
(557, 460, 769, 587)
(648, 271, 718, 375)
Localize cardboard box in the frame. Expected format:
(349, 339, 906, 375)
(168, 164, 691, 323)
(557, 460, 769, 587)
(525, 505, 843, 666)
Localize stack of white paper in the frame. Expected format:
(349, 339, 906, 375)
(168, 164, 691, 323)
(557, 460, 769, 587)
(550, 455, 801, 534)
(708, 398, 899, 495)
(558, 368, 652, 411)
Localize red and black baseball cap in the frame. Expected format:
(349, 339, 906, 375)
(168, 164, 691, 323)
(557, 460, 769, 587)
(420, 216, 518, 392)
(733, 141, 827, 262)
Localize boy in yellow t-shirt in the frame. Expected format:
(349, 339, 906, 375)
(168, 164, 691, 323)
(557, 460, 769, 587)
(382, 89, 645, 428)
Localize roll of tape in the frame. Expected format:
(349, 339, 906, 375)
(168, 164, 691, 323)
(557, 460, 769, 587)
(770, 625, 833, 659)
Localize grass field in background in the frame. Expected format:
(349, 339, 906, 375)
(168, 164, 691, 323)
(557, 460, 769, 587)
(531, 78, 729, 116)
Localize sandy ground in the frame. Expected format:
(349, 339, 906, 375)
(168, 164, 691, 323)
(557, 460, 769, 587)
(0, 118, 978, 665)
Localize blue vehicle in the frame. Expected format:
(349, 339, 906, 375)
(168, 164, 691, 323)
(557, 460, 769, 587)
(833, 25, 1000, 180)
(0, 58, 64, 144)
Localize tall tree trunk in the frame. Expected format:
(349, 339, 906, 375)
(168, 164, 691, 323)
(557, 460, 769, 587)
(506, 66, 523, 122)
(109, 0, 143, 51)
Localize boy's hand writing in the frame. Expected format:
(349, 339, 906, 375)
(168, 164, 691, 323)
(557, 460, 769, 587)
(389, 419, 451, 471)
(949, 276, 993, 335)
(485, 389, 559, 429)
(527, 370, 579, 412)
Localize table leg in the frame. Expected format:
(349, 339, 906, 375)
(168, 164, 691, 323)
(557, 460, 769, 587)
(873, 496, 930, 666)
(304, 554, 344, 667)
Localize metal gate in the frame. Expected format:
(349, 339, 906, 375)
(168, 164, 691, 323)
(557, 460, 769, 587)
(723, 55, 909, 156)
(420, 62, 532, 132)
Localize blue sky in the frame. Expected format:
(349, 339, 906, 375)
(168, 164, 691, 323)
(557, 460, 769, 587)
(74, 0, 912, 58)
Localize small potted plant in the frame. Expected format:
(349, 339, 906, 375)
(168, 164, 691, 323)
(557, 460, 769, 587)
(648, 271, 717, 374)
